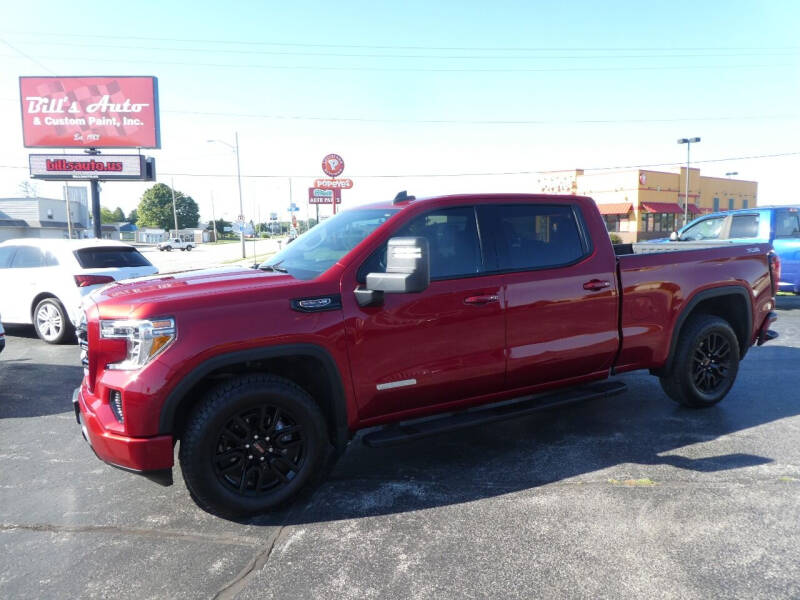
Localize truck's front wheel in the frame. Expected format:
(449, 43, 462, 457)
(179, 374, 329, 518)
(659, 315, 740, 408)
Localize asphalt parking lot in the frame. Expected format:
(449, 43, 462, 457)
(1, 297, 799, 599)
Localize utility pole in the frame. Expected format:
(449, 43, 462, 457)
(170, 177, 179, 237)
(63, 185, 73, 240)
(677, 137, 701, 227)
(210, 191, 217, 242)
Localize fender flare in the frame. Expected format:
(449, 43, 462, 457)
(659, 285, 753, 375)
(158, 343, 350, 453)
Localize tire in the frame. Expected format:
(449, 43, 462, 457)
(159, 248, 164, 252)
(179, 374, 330, 518)
(659, 314, 740, 408)
(186, 246, 192, 251)
(33, 297, 74, 344)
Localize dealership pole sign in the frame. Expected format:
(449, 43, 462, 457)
(19, 76, 160, 148)
(29, 154, 154, 181)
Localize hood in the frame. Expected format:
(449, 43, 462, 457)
(90, 266, 299, 309)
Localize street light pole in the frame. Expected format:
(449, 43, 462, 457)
(170, 177, 179, 237)
(234, 132, 245, 258)
(677, 137, 701, 227)
(208, 133, 246, 258)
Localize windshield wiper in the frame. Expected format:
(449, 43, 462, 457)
(259, 263, 288, 273)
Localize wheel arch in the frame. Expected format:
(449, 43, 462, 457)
(30, 292, 60, 320)
(160, 344, 351, 454)
(656, 285, 752, 376)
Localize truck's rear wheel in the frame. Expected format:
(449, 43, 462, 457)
(659, 315, 740, 408)
(179, 374, 329, 518)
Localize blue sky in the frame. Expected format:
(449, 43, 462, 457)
(1, 0, 798, 222)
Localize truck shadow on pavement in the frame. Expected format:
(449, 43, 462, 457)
(254, 344, 800, 526)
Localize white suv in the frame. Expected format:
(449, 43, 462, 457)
(0, 239, 158, 343)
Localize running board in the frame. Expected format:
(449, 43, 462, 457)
(362, 380, 627, 448)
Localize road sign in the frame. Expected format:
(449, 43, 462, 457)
(314, 178, 353, 189)
(232, 221, 254, 235)
(288, 203, 300, 212)
(321, 153, 344, 177)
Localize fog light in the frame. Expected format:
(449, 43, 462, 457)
(109, 389, 124, 423)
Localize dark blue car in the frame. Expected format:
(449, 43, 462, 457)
(656, 206, 800, 293)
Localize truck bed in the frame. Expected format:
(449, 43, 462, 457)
(611, 241, 774, 373)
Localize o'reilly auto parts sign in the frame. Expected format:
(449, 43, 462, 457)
(29, 154, 148, 180)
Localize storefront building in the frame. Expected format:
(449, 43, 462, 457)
(536, 168, 758, 242)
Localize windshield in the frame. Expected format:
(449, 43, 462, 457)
(259, 209, 398, 280)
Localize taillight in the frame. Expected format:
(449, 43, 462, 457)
(768, 251, 781, 296)
(74, 274, 115, 287)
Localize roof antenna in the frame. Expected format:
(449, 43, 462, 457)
(393, 190, 415, 204)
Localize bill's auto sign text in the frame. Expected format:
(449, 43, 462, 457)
(19, 76, 160, 148)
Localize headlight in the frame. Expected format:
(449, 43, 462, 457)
(100, 318, 176, 370)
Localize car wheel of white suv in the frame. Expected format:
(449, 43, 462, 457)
(33, 298, 73, 344)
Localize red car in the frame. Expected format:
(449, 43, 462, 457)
(74, 193, 779, 517)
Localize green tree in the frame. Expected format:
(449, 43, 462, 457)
(136, 183, 200, 231)
(127, 208, 138, 225)
(100, 206, 116, 224)
(112, 207, 125, 222)
(209, 218, 231, 236)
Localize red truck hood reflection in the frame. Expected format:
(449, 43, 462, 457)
(91, 266, 297, 305)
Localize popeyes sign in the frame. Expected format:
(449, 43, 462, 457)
(19, 76, 161, 148)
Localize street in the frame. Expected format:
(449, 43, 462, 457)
(140, 238, 284, 274)
(0, 296, 799, 599)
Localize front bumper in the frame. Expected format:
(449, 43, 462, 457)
(73, 386, 174, 485)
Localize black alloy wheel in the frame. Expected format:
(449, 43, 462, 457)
(213, 405, 306, 495)
(659, 314, 740, 408)
(691, 331, 732, 395)
(179, 374, 329, 518)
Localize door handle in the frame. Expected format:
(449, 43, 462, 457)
(582, 279, 611, 291)
(464, 295, 499, 305)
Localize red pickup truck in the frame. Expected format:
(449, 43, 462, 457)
(74, 193, 780, 517)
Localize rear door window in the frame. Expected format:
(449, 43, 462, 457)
(775, 210, 800, 238)
(729, 214, 760, 238)
(74, 247, 153, 268)
(10, 246, 44, 268)
(479, 204, 588, 271)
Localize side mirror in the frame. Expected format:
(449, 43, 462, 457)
(355, 237, 430, 307)
(669, 231, 679, 241)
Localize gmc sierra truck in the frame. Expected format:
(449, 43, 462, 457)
(74, 193, 780, 517)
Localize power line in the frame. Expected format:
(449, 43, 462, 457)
(1, 152, 798, 179)
(3, 30, 799, 52)
(10, 39, 800, 61)
(0, 38, 55, 74)
(163, 109, 800, 125)
(1, 53, 795, 73)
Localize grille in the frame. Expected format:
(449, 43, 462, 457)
(77, 312, 89, 373)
